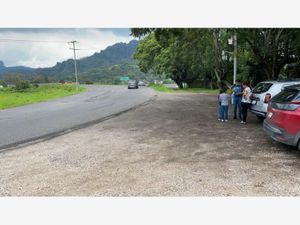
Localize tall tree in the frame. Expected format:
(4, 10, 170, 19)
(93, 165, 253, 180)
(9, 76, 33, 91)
(133, 28, 226, 88)
(237, 28, 300, 80)
(132, 28, 300, 89)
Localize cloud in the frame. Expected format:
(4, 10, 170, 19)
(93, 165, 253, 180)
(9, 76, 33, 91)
(0, 28, 133, 68)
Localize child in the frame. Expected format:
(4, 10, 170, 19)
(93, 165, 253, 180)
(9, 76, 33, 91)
(217, 90, 222, 121)
(219, 87, 230, 122)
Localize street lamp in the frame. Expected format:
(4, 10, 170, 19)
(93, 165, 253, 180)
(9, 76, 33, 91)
(227, 33, 237, 85)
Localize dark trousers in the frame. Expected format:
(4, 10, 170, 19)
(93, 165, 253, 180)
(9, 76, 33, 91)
(241, 102, 251, 122)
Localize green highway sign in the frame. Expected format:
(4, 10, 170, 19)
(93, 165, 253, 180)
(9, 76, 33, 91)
(120, 76, 129, 81)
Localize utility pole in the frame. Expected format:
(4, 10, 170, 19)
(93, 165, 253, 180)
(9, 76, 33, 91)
(69, 40, 79, 90)
(233, 32, 237, 85)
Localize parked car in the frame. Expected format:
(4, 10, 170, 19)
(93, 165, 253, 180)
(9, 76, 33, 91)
(128, 80, 139, 89)
(263, 84, 300, 151)
(250, 80, 300, 121)
(138, 81, 146, 86)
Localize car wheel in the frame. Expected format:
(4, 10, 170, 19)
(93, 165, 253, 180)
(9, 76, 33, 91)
(256, 115, 265, 122)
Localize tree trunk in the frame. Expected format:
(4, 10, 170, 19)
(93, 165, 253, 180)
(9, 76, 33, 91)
(177, 81, 183, 89)
(214, 69, 222, 89)
(173, 79, 183, 88)
(209, 79, 213, 89)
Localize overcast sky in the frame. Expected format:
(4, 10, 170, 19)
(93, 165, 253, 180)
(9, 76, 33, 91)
(0, 28, 133, 68)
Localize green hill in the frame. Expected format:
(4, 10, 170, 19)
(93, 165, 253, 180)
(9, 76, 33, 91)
(35, 40, 157, 84)
(0, 40, 158, 84)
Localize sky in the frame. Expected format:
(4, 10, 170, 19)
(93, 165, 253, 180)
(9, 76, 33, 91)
(0, 28, 133, 68)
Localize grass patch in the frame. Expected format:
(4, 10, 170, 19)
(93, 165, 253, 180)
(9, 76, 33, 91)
(149, 84, 176, 93)
(0, 84, 85, 109)
(93, 83, 127, 86)
(149, 84, 218, 94)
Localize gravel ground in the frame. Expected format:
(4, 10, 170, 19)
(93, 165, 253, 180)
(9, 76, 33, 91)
(1, 92, 300, 196)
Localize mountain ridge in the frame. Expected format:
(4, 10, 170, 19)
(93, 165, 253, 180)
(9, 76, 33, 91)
(0, 39, 154, 83)
(35, 39, 139, 78)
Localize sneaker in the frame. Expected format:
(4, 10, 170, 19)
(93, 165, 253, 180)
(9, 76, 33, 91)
(221, 120, 225, 122)
(240, 121, 246, 124)
(225, 120, 228, 122)
(218, 118, 221, 121)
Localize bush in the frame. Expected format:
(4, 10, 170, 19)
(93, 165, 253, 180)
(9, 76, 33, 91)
(0, 80, 8, 87)
(85, 80, 94, 85)
(15, 80, 30, 91)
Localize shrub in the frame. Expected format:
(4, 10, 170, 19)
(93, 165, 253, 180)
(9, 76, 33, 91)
(85, 80, 94, 85)
(0, 80, 8, 87)
(15, 80, 30, 91)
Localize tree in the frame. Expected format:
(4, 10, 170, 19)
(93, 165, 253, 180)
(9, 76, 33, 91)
(0, 80, 7, 87)
(31, 75, 49, 84)
(237, 28, 300, 80)
(4, 74, 25, 85)
(15, 80, 30, 90)
(132, 28, 300, 89)
(133, 33, 162, 74)
(133, 29, 205, 88)
(132, 28, 231, 89)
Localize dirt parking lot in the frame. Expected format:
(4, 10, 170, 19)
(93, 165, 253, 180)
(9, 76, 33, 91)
(1, 92, 300, 196)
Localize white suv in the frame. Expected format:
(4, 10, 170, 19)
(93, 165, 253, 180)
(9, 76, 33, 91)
(250, 80, 300, 120)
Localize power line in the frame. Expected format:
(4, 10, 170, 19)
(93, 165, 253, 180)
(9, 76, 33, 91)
(0, 38, 67, 43)
(0, 38, 101, 51)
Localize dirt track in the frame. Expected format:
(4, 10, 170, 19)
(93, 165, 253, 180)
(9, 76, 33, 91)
(1, 92, 300, 196)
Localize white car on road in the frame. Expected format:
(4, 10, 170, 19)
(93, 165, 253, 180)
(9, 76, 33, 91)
(250, 80, 300, 120)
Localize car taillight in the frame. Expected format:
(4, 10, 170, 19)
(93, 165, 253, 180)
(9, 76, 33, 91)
(264, 93, 271, 103)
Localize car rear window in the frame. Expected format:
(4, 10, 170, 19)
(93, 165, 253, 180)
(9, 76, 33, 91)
(271, 89, 300, 103)
(252, 82, 273, 94)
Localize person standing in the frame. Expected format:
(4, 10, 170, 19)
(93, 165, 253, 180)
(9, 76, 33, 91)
(232, 79, 243, 120)
(219, 88, 230, 122)
(217, 89, 223, 121)
(241, 81, 252, 124)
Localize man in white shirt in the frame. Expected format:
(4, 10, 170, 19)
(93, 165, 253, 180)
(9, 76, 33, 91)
(241, 81, 252, 124)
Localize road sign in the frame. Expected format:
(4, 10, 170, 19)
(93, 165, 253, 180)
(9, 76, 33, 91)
(120, 76, 129, 81)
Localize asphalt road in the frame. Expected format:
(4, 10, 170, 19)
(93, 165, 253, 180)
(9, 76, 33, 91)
(0, 85, 155, 150)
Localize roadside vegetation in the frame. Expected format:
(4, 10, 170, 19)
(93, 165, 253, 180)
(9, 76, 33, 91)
(149, 84, 218, 94)
(0, 83, 85, 109)
(132, 28, 300, 89)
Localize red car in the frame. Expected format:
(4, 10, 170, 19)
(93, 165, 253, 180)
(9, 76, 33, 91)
(263, 84, 300, 150)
